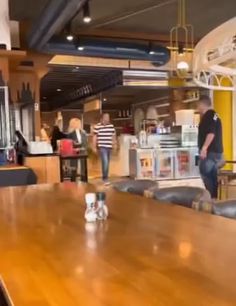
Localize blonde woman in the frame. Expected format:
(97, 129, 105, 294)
(68, 118, 87, 149)
(67, 118, 87, 181)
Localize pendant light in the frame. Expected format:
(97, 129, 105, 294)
(170, 0, 194, 79)
(83, 1, 91, 23)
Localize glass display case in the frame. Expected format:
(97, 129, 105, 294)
(129, 148, 156, 179)
(137, 149, 155, 179)
(156, 149, 174, 179)
(129, 147, 199, 180)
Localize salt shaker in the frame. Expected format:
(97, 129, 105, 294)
(96, 192, 108, 220)
(84, 193, 97, 222)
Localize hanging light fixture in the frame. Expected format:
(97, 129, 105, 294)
(65, 22, 74, 41)
(83, 1, 91, 23)
(148, 42, 155, 55)
(75, 38, 84, 51)
(170, 0, 194, 79)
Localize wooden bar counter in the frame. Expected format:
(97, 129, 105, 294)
(0, 183, 236, 305)
(24, 154, 61, 184)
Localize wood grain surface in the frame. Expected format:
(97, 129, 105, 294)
(0, 182, 235, 306)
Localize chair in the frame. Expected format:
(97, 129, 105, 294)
(151, 186, 211, 209)
(112, 179, 158, 196)
(218, 170, 236, 200)
(212, 200, 236, 219)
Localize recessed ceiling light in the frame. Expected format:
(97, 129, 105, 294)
(103, 98, 107, 102)
(149, 50, 155, 55)
(66, 34, 74, 41)
(77, 46, 84, 51)
(57, 88, 62, 92)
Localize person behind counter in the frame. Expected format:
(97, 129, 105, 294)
(51, 125, 67, 152)
(197, 95, 224, 199)
(40, 123, 50, 142)
(93, 113, 116, 185)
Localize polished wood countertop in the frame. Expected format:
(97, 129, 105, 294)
(0, 183, 236, 306)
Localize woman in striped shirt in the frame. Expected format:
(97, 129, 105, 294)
(93, 113, 116, 184)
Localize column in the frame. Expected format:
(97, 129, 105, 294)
(232, 77, 236, 171)
(0, 0, 11, 50)
(168, 78, 186, 123)
(213, 79, 233, 169)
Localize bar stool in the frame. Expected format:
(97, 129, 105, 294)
(218, 170, 236, 200)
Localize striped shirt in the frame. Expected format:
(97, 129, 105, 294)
(94, 123, 115, 149)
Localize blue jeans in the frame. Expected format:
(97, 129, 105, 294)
(199, 152, 223, 199)
(99, 148, 111, 181)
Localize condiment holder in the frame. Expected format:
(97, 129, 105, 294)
(84, 193, 97, 222)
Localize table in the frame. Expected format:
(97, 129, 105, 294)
(0, 165, 37, 187)
(0, 183, 236, 306)
(60, 153, 88, 182)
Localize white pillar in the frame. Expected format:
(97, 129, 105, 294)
(0, 0, 11, 50)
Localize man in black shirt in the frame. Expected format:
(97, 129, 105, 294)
(198, 95, 224, 199)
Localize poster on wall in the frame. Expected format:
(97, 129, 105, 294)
(137, 149, 155, 178)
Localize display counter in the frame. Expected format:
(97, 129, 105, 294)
(129, 147, 199, 180)
(24, 154, 61, 184)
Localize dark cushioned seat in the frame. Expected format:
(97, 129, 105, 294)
(212, 200, 236, 219)
(0, 168, 37, 187)
(112, 180, 158, 196)
(152, 186, 211, 208)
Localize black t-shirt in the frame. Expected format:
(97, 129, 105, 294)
(198, 109, 223, 153)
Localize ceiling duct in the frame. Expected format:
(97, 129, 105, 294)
(47, 37, 170, 65)
(122, 70, 169, 87)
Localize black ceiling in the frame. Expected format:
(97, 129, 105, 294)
(40, 65, 122, 111)
(10, 0, 236, 40)
(102, 86, 170, 109)
(41, 66, 115, 98)
(9, 0, 48, 22)
(72, 0, 236, 40)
